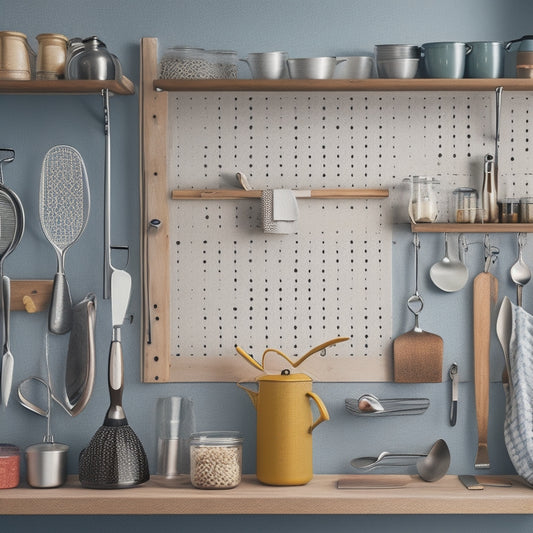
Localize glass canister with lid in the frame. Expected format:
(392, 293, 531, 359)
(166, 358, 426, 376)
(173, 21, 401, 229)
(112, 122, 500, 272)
(407, 176, 439, 223)
(189, 431, 243, 489)
(159, 46, 216, 79)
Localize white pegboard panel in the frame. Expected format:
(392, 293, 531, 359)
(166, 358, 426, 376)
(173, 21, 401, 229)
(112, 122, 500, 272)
(166, 91, 533, 382)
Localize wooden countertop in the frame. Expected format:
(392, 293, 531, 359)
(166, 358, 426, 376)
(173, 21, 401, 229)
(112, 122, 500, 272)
(1, 475, 531, 515)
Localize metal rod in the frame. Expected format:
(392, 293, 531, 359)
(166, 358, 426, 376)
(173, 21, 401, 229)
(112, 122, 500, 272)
(103, 89, 112, 299)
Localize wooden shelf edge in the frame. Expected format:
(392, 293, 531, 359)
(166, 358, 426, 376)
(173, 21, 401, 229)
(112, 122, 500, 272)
(154, 78, 533, 93)
(171, 188, 389, 200)
(0, 76, 135, 95)
(0, 475, 531, 515)
(411, 223, 533, 233)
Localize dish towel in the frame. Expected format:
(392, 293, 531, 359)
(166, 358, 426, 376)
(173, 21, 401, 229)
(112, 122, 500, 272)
(504, 301, 533, 486)
(261, 189, 299, 234)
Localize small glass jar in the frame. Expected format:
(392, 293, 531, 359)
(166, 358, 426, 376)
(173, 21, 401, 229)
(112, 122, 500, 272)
(207, 50, 238, 79)
(500, 198, 520, 223)
(190, 431, 242, 489)
(0, 444, 20, 489)
(407, 176, 439, 223)
(453, 187, 478, 223)
(520, 197, 533, 222)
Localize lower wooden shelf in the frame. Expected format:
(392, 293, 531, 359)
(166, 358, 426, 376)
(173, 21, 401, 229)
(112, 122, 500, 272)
(1, 475, 531, 515)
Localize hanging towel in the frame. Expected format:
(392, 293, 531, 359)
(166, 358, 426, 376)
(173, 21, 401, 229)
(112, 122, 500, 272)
(261, 189, 299, 234)
(504, 302, 533, 486)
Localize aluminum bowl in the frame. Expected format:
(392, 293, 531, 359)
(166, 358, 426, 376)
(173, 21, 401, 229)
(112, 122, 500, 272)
(287, 57, 345, 79)
(333, 56, 374, 79)
(375, 44, 421, 60)
(377, 58, 419, 79)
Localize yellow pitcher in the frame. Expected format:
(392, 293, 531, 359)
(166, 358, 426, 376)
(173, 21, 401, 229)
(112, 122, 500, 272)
(236, 337, 348, 485)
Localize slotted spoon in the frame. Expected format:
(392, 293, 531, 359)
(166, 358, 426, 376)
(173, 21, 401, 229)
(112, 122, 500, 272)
(40, 145, 90, 334)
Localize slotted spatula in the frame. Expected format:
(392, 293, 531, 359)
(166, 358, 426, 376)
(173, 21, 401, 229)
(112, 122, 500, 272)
(394, 234, 443, 383)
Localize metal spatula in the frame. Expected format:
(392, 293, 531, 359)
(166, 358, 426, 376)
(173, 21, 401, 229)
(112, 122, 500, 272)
(39, 145, 90, 335)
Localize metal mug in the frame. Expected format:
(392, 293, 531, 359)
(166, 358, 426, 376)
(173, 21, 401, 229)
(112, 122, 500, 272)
(422, 42, 472, 79)
(240, 51, 288, 79)
(465, 41, 504, 78)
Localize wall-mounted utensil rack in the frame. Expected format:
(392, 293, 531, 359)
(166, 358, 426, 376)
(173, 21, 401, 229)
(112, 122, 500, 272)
(0, 74, 135, 312)
(412, 223, 533, 233)
(172, 188, 389, 200)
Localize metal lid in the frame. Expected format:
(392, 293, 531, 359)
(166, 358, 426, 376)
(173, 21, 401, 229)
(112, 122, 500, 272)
(257, 370, 312, 382)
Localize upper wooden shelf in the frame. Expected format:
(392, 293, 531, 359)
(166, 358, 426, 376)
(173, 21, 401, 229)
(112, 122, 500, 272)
(0, 77, 135, 95)
(1, 475, 531, 515)
(412, 223, 533, 233)
(154, 78, 533, 93)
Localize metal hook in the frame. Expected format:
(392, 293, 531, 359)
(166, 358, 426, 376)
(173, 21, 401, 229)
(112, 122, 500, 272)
(0, 148, 15, 185)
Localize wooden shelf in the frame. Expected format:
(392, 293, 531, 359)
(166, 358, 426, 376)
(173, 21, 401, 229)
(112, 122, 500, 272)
(0, 475, 531, 515)
(171, 188, 389, 200)
(411, 223, 533, 233)
(154, 78, 533, 93)
(0, 77, 135, 95)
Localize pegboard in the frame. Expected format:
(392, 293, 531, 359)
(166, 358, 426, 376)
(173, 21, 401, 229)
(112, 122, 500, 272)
(157, 89, 533, 382)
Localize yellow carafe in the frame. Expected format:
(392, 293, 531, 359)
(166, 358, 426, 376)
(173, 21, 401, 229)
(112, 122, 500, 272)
(239, 370, 329, 486)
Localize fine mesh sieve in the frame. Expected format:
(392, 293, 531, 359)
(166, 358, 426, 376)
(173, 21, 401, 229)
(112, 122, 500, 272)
(40, 145, 90, 335)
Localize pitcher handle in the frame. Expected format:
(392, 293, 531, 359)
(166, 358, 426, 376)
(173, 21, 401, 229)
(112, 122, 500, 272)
(307, 391, 330, 433)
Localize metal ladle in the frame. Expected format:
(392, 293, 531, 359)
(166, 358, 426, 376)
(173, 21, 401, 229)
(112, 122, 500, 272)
(429, 233, 469, 292)
(510, 233, 531, 307)
(350, 439, 451, 482)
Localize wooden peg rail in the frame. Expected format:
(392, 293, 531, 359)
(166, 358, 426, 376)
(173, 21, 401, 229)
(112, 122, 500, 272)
(10, 280, 53, 313)
(171, 188, 389, 200)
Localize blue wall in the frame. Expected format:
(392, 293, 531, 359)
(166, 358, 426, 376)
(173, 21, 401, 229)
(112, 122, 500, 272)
(1, 1, 533, 531)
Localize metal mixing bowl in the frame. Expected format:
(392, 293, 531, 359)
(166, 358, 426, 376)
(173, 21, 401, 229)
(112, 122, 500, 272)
(287, 57, 344, 79)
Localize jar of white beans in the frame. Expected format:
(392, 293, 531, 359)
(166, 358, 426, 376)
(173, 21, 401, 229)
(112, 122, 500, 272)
(189, 431, 243, 489)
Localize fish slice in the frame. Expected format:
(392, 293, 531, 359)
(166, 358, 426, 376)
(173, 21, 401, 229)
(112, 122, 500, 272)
(394, 234, 443, 383)
(39, 145, 90, 335)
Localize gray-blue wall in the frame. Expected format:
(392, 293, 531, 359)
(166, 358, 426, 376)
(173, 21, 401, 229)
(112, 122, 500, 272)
(1, 1, 533, 531)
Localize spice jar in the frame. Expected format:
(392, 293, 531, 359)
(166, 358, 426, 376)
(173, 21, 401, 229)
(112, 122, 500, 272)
(520, 197, 533, 222)
(408, 176, 439, 223)
(500, 198, 520, 223)
(0, 444, 20, 489)
(190, 431, 243, 489)
(453, 187, 478, 223)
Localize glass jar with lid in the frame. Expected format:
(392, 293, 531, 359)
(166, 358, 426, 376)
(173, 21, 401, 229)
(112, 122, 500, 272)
(189, 431, 243, 489)
(407, 176, 439, 223)
(206, 50, 238, 79)
(159, 46, 216, 79)
(453, 187, 478, 223)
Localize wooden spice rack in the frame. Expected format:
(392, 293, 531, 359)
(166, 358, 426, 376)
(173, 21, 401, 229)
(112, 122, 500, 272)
(412, 223, 533, 233)
(1, 475, 532, 515)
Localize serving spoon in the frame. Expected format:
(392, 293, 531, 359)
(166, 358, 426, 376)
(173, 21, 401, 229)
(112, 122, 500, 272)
(350, 439, 450, 482)
(430, 233, 469, 292)
(510, 233, 531, 307)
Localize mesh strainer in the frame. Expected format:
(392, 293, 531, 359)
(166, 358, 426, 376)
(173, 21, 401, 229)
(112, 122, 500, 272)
(40, 145, 90, 335)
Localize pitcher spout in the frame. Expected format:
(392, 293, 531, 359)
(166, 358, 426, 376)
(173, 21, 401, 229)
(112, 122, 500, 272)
(237, 382, 259, 409)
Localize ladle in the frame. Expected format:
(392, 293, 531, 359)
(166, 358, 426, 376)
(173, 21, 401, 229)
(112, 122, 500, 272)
(509, 233, 531, 307)
(429, 233, 469, 292)
(350, 439, 451, 482)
